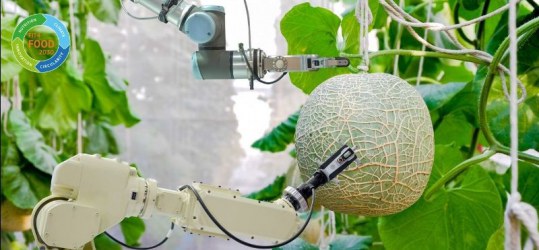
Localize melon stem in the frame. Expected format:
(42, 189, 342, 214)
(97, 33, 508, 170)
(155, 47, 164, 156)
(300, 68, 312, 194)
(478, 17, 538, 156)
(341, 50, 486, 64)
(424, 149, 496, 201)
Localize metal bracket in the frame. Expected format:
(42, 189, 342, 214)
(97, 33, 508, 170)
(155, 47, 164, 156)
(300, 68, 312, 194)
(159, 0, 179, 23)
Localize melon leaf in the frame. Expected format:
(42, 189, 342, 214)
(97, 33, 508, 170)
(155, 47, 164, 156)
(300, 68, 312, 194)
(273, 238, 318, 250)
(416, 82, 467, 111)
(246, 175, 286, 201)
(329, 235, 372, 250)
(487, 100, 539, 151)
(486, 226, 504, 250)
(379, 166, 502, 250)
(84, 119, 119, 155)
(119, 217, 145, 247)
(252, 111, 299, 153)
(1, 16, 22, 82)
(85, 0, 122, 25)
(1, 162, 51, 209)
(273, 235, 372, 250)
(93, 234, 121, 250)
(8, 110, 58, 174)
(83, 39, 141, 128)
(29, 64, 93, 134)
(379, 144, 502, 250)
(503, 161, 539, 211)
(280, 3, 359, 94)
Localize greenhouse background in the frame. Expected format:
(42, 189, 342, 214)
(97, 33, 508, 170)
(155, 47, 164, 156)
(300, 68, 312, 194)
(87, 1, 310, 249)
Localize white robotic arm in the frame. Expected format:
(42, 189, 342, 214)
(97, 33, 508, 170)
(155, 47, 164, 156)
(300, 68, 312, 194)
(31, 146, 357, 249)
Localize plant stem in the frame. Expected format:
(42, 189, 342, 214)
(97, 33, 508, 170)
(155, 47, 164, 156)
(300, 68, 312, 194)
(478, 17, 539, 148)
(424, 149, 496, 201)
(341, 50, 486, 64)
(425, 19, 539, 202)
(495, 145, 539, 165)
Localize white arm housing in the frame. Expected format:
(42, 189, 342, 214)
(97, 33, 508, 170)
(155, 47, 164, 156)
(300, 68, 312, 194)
(31, 154, 300, 249)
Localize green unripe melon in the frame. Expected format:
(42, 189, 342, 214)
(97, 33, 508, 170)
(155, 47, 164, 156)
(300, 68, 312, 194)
(295, 73, 434, 216)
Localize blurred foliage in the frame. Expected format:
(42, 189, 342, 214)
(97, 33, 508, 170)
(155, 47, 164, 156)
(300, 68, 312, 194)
(249, 1, 539, 249)
(1, 0, 144, 249)
(246, 175, 287, 201)
(252, 111, 299, 153)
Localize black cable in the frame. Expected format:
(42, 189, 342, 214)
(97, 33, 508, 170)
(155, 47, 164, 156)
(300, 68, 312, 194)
(238, 43, 288, 85)
(104, 223, 174, 250)
(453, 3, 476, 46)
(179, 184, 315, 249)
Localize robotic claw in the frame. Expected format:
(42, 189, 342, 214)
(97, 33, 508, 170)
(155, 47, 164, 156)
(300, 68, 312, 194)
(31, 145, 357, 249)
(130, 0, 350, 83)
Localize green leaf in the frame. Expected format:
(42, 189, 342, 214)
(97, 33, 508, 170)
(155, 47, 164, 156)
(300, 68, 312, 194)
(434, 111, 475, 147)
(289, 148, 297, 158)
(1, 122, 20, 168)
(246, 175, 286, 201)
(429, 144, 466, 186)
(83, 39, 140, 127)
(486, 8, 538, 55)
(1, 233, 14, 250)
(8, 110, 57, 174)
(1, 160, 51, 209)
(486, 226, 504, 250)
(379, 144, 503, 250)
(335, 214, 380, 241)
(22, 230, 35, 245)
(329, 235, 372, 250)
(84, 119, 119, 155)
(274, 238, 318, 250)
(369, 0, 388, 29)
(93, 234, 121, 250)
(280, 3, 357, 94)
(252, 111, 299, 152)
(120, 217, 145, 247)
(460, 0, 484, 11)
(341, 12, 359, 56)
(14, 0, 51, 14)
(481, 0, 506, 45)
(438, 64, 475, 83)
(380, 166, 503, 250)
(85, 0, 121, 25)
(487, 100, 539, 151)
(416, 82, 467, 111)
(503, 161, 539, 211)
(31, 64, 93, 134)
(439, 66, 488, 126)
(274, 234, 372, 250)
(1, 16, 22, 82)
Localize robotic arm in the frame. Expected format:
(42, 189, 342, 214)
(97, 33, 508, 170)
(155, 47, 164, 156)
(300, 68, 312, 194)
(31, 145, 357, 249)
(130, 0, 350, 82)
(30, 2, 359, 249)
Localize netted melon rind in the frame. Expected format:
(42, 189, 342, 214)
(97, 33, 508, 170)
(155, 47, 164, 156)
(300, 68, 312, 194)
(295, 73, 434, 216)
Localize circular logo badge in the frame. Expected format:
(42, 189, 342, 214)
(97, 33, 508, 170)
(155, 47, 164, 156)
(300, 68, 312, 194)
(11, 14, 70, 73)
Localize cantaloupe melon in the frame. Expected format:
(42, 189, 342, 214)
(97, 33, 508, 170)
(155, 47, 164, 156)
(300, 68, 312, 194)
(295, 73, 434, 216)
